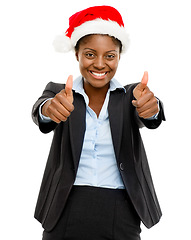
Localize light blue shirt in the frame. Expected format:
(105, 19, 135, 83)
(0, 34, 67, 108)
(73, 76, 125, 189)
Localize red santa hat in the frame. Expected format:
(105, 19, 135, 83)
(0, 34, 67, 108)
(53, 5, 130, 53)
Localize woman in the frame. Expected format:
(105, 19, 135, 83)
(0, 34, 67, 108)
(32, 5, 165, 240)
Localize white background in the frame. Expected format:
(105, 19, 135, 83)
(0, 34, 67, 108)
(0, 0, 190, 239)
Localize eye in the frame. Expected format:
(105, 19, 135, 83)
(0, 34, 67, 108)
(105, 54, 116, 60)
(85, 52, 95, 59)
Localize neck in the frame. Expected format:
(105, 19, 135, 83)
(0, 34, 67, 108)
(83, 80, 110, 101)
(83, 80, 110, 117)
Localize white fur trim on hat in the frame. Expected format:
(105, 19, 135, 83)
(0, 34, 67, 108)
(53, 19, 130, 53)
(53, 34, 73, 52)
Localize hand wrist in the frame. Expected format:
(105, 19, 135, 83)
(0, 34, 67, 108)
(39, 98, 53, 122)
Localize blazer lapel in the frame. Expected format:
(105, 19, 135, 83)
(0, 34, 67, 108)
(69, 93, 86, 171)
(108, 90, 124, 161)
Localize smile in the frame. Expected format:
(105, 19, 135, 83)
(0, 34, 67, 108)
(89, 71, 108, 79)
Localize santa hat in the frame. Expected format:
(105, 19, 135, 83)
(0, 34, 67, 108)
(53, 5, 130, 53)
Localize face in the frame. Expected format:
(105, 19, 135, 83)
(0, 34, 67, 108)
(75, 34, 121, 92)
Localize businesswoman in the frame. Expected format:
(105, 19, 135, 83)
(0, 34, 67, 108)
(32, 5, 165, 240)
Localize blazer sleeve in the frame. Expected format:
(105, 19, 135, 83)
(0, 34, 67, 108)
(31, 82, 65, 133)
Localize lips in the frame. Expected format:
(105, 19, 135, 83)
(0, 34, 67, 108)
(89, 71, 108, 79)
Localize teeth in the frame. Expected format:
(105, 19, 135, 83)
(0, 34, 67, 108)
(91, 71, 106, 77)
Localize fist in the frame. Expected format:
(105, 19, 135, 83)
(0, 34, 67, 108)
(42, 75, 74, 123)
(132, 71, 159, 119)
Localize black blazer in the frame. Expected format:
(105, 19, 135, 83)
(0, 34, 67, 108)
(32, 80, 165, 231)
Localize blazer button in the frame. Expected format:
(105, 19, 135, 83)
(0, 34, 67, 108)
(119, 163, 124, 171)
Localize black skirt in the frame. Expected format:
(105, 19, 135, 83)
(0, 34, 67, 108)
(43, 186, 141, 240)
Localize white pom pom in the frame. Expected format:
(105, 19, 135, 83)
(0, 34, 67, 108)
(52, 34, 73, 53)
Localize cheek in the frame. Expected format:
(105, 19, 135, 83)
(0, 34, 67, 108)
(110, 61, 119, 72)
(78, 57, 89, 69)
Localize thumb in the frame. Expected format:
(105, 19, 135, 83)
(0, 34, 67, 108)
(133, 71, 148, 100)
(137, 71, 148, 91)
(141, 71, 148, 88)
(65, 75, 73, 97)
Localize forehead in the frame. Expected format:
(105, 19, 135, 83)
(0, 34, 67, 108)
(77, 34, 120, 51)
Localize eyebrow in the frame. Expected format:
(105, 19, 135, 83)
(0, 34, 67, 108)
(83, 48, 118, 53)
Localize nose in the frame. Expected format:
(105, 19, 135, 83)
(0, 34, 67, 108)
(93, 56, 106, 70)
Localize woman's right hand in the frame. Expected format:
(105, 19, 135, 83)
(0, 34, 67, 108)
(42, 75, 74, 123)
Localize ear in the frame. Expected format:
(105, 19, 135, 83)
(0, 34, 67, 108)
(75, 51, 79, 61)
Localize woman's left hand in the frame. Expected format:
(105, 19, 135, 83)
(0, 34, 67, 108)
(132, 71, 159, 119)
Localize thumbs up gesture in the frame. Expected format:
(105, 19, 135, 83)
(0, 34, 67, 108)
(42, 75, 74, 123)
(132, 72, 159, 119)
